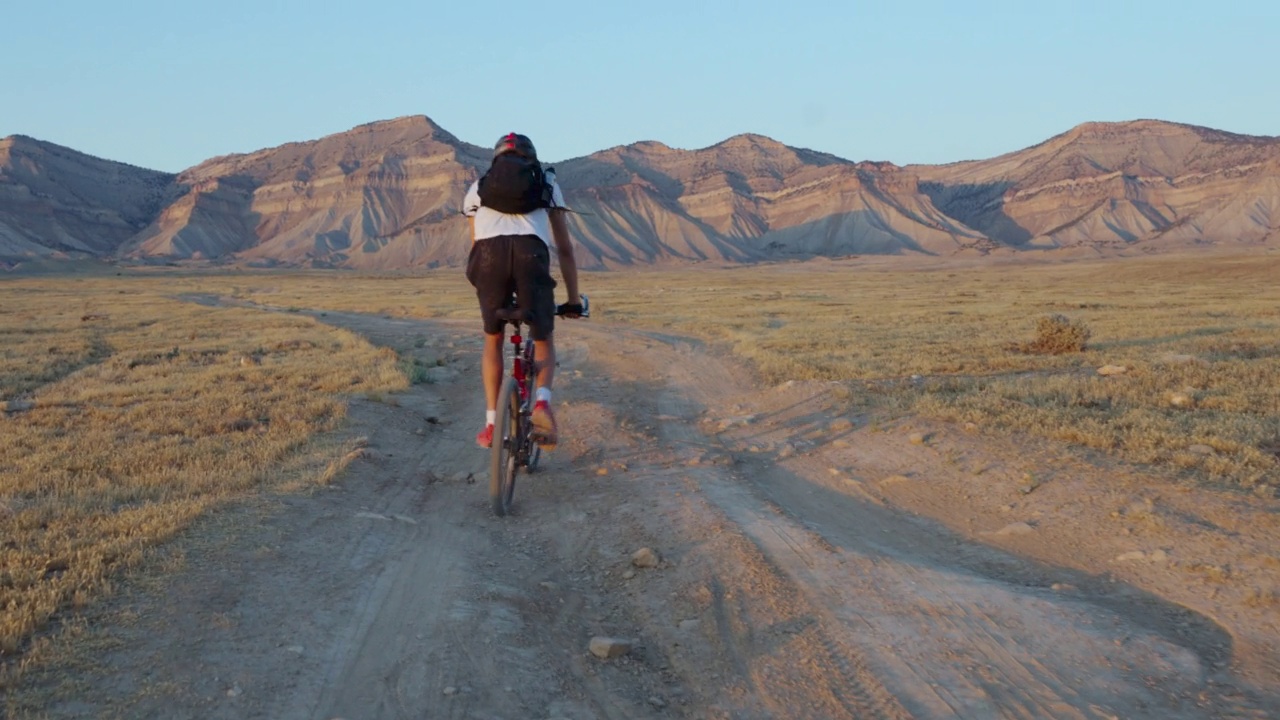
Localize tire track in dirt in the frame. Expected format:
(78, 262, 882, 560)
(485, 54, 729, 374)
(570, 322, 1273, 719)
(40, 306, 1276, 719)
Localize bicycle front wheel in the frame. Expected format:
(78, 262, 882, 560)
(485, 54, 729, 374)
(489, 376, 521, 517)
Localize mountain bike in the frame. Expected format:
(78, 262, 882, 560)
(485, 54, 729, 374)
(489, 295, 589, 517)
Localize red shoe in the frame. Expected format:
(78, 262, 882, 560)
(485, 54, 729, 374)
(476, 423, 494, 448)
(531, 400, 558, 450)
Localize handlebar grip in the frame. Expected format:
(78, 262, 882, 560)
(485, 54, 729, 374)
(556, 294, 590, 318)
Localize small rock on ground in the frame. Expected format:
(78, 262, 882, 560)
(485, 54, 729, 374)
(1188, 444, 1215, 455)
(994, 522, 1035, 537)
(589, 636, 632, 659)
(908, 432, 928, 445)
(632, 547, 660, 568)
(829, 417, 854, 433)
(716, 414, 758, 432)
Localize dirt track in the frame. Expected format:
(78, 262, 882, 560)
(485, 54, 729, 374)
(45, 310, 1280, 719)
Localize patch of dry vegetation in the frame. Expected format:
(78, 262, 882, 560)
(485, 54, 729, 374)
(6, 254, 1274, 671)
(1014, 314, 1092, 355)
(105, 256, 1276, 489)
(0, 278, 406, 663)
(582, 254, 1280, 489)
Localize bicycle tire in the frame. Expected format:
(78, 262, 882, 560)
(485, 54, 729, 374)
(490, 376, 520, 516)
(526, 439, 542, 473)
(521, 337, 542, 473)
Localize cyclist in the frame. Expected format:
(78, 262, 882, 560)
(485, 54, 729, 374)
(462, 132, 582, 451)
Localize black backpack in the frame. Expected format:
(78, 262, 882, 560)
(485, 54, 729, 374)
(477, 154, 554, 214)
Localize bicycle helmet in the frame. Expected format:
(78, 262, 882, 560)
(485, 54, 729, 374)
(494, 132, 537, 160)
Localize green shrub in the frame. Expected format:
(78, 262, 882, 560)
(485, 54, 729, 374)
(399, 357, 431, 384)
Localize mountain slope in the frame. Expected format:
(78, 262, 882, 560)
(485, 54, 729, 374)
(2, 117, 1277, 268)
(0, 136, 176, 258)
(121, 116, 491, 267)
(914, 120, 1280, 250)
(555, 135, 989, 266)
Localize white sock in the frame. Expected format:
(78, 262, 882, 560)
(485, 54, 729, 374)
(486, 409, 496, 426)
(535, 387, 551, 404)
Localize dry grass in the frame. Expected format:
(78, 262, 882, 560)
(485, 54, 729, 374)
(1016, 314, 1092, 355)
(107, 255, 1277, 489)
(0, 278, 406, 664)
(578, 254, 1280, 488)
(3, 251, 1277, 674)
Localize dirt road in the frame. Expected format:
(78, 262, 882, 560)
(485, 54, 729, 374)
(43, 310, 1280, 718)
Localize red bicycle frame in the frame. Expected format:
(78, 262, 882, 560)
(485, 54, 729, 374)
(508, 326, 532, 405)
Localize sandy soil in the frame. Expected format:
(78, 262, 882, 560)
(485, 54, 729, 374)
(33, 309, 1280, 719)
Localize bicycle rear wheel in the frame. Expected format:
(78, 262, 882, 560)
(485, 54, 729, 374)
(522, 337, 542, 473)
(489, 376, 521, 517)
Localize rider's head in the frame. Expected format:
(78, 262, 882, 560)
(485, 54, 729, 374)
(494, 132, 537, 161)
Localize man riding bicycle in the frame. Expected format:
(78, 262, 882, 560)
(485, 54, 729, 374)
(462, 133, 582, 451)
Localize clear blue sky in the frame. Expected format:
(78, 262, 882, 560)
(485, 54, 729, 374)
(3, 0, 1276, 172)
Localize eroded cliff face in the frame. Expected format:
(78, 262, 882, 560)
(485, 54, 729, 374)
(3, 116, 1277, 267)
(552, 135, 992, 267)
(913, 120, 1280, 250)
(0, 135, 176, 257)
(120, 116, 491, 268)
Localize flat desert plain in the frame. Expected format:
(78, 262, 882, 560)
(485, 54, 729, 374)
(2, 252, 1278, 719)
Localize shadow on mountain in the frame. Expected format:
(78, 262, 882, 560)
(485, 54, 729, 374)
(122, 174, 265, 263)
(920, 181, 1032, 247)
(750, 210, 951, 258)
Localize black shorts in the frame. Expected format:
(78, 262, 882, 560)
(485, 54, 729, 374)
(465, 234, 557, 340)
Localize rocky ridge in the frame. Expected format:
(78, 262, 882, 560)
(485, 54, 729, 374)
(2, 116, 1276, 269)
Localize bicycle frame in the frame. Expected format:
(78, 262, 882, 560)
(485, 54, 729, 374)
(507, 322, 534, 407)
(489, 294, 586, 516)
(501, 320, 539, 471)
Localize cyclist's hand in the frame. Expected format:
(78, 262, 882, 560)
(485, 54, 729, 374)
(557, 294, 589, 319)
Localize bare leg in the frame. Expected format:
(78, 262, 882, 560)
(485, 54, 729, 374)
(534, 336, 555, 392)
(531, 335, 558, 449)
(482, 331, 503, 413)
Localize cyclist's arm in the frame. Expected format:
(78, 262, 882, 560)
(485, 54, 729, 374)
(549, 209, 580, 306)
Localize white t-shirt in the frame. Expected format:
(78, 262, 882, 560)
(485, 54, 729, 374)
(462, 177, 567, 247)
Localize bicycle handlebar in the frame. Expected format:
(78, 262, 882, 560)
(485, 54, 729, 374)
(494, 294, 590, 324)
(556, 294, 590, 319)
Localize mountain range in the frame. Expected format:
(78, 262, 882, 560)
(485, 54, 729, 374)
(2, 116, 1277, 269)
